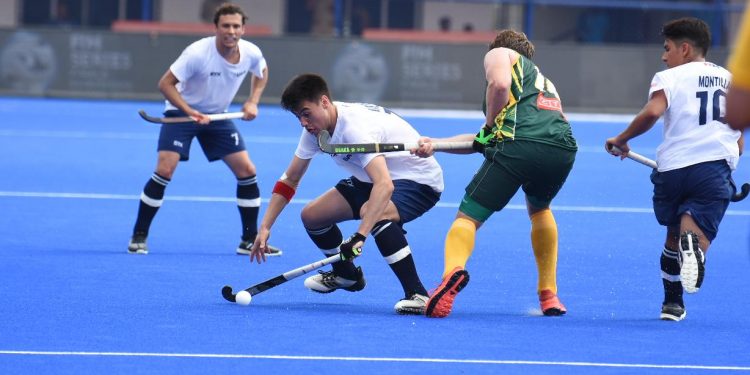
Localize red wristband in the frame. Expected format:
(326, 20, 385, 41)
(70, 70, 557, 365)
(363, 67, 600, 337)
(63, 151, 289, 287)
(273, 181, 295, 201)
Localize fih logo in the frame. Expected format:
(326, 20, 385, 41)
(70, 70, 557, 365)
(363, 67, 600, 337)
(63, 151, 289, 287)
(331, 42, 388, 103)
(0, 31, 57, 94)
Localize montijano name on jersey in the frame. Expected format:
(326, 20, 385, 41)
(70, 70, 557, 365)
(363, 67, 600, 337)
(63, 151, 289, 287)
(698, 75, 729, 90)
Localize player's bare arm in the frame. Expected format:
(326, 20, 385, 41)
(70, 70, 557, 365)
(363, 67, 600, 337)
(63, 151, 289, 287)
(157, 69, 210, 124)
(356, 156, 395, 237)
(484, 48, 514, 124)
(243, 66, 269, 121)
(606, 90, 667, 157)
(738, 133, 745, 156)
(250, 156, 311, 263)
(727, 85, 750, 131)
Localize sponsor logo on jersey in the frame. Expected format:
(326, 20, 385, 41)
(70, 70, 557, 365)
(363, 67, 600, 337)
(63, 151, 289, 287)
(537, 92, 562, 112)
(210, 72, 221, 76)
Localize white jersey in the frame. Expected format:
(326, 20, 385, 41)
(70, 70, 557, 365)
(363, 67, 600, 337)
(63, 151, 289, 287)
(649, 61, 740, 171)
(165, 37, 267, 114)
(295, 102, 444, 193)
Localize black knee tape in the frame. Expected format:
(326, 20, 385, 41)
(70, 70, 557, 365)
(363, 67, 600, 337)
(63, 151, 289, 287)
(237, 175, 259, 199)
(371, 220, 407, 257)
(660, 247, 680, 275)
(306, 225, 343, 251)
(144, 173, 169, 200)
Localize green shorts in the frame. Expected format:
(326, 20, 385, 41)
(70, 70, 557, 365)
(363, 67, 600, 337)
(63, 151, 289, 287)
(460, 140, 576, 222)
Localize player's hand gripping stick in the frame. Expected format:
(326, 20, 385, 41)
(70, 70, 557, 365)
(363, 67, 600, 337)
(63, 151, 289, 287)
(340, 232, 365, 261)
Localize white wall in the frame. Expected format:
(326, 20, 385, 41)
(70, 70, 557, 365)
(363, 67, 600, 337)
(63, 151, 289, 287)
(0, 0, 18, 28)
(159, 0, 284, 34)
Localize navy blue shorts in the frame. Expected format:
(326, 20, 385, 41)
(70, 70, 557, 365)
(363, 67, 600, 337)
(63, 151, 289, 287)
(334, 176, 441, 224)
(157, 110, 246, 162)
(650, 160, 735, 241)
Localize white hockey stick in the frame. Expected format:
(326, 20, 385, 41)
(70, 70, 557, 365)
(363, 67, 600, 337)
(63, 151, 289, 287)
(221, 254, 341, 302)
(138, 110, 244, 124)
(608, 145, 658, 169)
(608, 145, 749, 202)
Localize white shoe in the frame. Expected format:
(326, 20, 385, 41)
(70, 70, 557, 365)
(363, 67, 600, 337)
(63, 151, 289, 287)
(304, 267, 366, 293)
(679, 232, 705, 294)
(127, 232, 148, 255)
(660, 303, 687, 321)
(394, 293, 428, 315)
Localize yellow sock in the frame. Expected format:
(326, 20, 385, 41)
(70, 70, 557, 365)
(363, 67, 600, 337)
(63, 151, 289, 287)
(443, 217, 477, 278)
(530, 209, 558, 294)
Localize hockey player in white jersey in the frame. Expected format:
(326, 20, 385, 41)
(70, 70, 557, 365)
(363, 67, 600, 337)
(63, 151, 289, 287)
(249, 73, 444, 315)
(605, 17, 743, 322)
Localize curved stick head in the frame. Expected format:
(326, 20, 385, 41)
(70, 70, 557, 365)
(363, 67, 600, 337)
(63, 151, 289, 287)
(317, 130, 333, 153)
(731, 183, 750, 202)
(221, 285, 237, 302)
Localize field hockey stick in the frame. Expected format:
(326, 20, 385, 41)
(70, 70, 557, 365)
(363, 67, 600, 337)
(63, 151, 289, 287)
(221, 254, 341, 302)
(138, 110, 244, 124)
(608, 145, 657, 168)
(608, 145, 750, 202)
(317, 130, 474, 154)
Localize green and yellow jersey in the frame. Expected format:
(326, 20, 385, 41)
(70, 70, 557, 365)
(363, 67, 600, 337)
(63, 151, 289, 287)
(481, 55, 577, 151)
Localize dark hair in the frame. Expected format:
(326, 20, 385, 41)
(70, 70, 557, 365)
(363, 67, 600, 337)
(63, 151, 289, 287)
(213, 3, 247, 26)
(489, 29, 534, 59)
(280, 74, 332, 113)
(661, 17, 711, 57)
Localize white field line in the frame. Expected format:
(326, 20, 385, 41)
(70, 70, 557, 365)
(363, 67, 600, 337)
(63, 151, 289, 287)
(1, 191, 750, 216)
(0, 350, 748, 371)
(0, 130, 298, 144)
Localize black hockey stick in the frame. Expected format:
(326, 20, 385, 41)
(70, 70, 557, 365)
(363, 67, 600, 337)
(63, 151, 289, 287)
(138, 110, 244, 124)
(317, 130, 473, 154)
(221, 254, 341, 302)
(609, 145, 750, 202)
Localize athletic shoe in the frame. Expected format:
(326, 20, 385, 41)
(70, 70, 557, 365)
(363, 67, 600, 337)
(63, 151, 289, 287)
(539, 289, 567, 316)
(425, 267, 470, 318)
(127, 232, 148, 255)
(679, 232, 705, 293)
(304, 266, 366, 293)
(660, 303, 686, 321)
(236, 238, 282, 256)
(394, 293, 429, 315)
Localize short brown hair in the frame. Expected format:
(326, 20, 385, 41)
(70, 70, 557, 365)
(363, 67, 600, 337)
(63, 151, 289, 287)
(489, 30, 535, 59)
(213, 3, 247, 26)
(661, 17, 711, 57)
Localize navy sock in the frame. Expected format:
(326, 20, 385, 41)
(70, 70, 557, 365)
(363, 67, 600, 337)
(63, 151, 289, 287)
(661, 247, 683, 306)
(133, 173, 169, 235)
(237, 176, 260, 241)
(371, 220, 427, 297)
(306, 224, 357, 279)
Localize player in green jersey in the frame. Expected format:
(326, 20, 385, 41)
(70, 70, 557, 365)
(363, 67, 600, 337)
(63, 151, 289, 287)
(413, 29, 577, 318)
